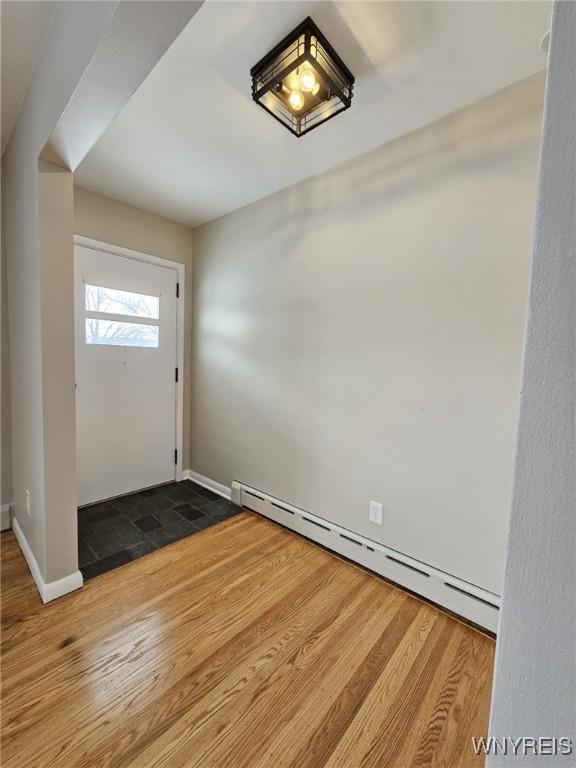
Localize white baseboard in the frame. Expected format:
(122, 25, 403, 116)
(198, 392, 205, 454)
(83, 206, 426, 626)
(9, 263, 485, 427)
(1, 503, 12, 531)
(12, 517, 83, 603)
(183, 469, 231, 500)
(232, 481, 500, 633)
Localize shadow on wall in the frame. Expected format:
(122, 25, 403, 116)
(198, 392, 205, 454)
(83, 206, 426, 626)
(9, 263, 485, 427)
(273, 72, 546, 243)
(190, 72, 546, 595)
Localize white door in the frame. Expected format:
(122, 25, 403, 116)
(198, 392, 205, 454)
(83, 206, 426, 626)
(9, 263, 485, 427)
(74, 243, 179, 506)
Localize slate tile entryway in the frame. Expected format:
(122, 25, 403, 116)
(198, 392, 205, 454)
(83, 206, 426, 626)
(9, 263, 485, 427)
(78, 480, 240, 579)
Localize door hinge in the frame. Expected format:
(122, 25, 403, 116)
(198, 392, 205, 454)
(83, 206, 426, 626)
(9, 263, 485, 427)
(175, 367, 179, 383)
(176, 282, 180, 298)
(174, 449, 178, 465)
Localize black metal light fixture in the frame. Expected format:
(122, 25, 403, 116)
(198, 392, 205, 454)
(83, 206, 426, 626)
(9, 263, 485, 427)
(250, 17, 354, 137)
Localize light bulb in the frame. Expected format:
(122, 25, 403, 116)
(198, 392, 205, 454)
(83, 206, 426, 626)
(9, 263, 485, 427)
(299, 68, 316, 93)
(289, 90, 305, 111)
(312, 82, 320, 96)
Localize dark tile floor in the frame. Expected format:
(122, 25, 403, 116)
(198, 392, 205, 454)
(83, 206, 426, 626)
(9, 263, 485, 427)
(78, 480, 240, 579)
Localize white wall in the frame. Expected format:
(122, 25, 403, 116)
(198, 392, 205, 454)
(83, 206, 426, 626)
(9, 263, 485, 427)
(4, 1, 120, 582)
(37, 162, 79, 585)
(191, 74, 544, 595)
(3, 1, 199, 593)
(488, 2, 575, 761)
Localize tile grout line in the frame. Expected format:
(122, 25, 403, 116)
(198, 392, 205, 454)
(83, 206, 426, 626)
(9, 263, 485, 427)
(78, 480, 240, 580)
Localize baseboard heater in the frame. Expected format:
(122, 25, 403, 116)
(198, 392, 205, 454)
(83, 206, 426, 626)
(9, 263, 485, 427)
(231, 481, 500, 633)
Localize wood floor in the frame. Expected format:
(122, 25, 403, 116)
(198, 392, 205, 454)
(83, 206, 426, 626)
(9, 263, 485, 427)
(1, 511, 494, 767)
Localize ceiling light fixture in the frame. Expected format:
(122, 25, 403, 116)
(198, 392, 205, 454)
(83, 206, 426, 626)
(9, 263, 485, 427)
(250, 17, 355, 138)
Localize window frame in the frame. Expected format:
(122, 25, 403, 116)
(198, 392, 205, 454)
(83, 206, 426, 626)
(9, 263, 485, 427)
(84, 282, 160, 321)
(82, 282, 161, 349)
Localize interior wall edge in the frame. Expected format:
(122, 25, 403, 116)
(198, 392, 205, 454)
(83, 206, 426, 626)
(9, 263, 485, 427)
(487, 0, 576, 754)
(11, 516, 83, 603)
(1, 503, 12, 532)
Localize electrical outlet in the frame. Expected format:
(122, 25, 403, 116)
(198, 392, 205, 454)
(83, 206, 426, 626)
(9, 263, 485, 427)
(25, 490, 31, 516)
(369, 501, 383, 525)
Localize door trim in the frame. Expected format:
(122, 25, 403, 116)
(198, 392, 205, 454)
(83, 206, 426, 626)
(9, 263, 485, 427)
(74, 235, 185, 482)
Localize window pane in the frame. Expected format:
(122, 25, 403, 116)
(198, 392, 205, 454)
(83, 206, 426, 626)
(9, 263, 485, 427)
(85, 319, 159, 348)
(85, 284, 159, 319)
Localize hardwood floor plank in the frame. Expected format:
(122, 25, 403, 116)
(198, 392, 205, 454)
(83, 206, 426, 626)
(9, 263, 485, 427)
(164, 586, 408, 768)
(356, 618, 456, 768)
(430, 633, 494, 768)
(390, 622, 471, 768)
(2, 526, 293, 725)
(2, 514, 261, 661)
(79, 560, 361, 768)
(2, 533, 330, 766)
(3, 525, 293, 693)
(1, 511, 495, 768)
(274, 598, 426, 768)
(321, 612, 448, 768)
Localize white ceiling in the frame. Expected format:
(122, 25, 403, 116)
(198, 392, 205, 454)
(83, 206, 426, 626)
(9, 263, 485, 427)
(1, 1, 55, 154)
(75, 0, 551, 228)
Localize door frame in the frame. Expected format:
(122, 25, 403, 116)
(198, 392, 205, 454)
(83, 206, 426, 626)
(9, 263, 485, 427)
(74, 234, 185, 484)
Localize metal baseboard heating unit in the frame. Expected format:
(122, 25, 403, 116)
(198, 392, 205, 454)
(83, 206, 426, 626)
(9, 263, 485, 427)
(231, 481, 500, 633)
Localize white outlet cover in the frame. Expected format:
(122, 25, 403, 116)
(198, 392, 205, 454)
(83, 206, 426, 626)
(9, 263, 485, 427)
(369, 501, 383, 525)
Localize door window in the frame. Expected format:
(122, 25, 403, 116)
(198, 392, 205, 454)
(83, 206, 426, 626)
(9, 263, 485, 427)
(85, 319, 159, 347)
(85, 284, 159, 318)
(83, 283, 160, 348)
